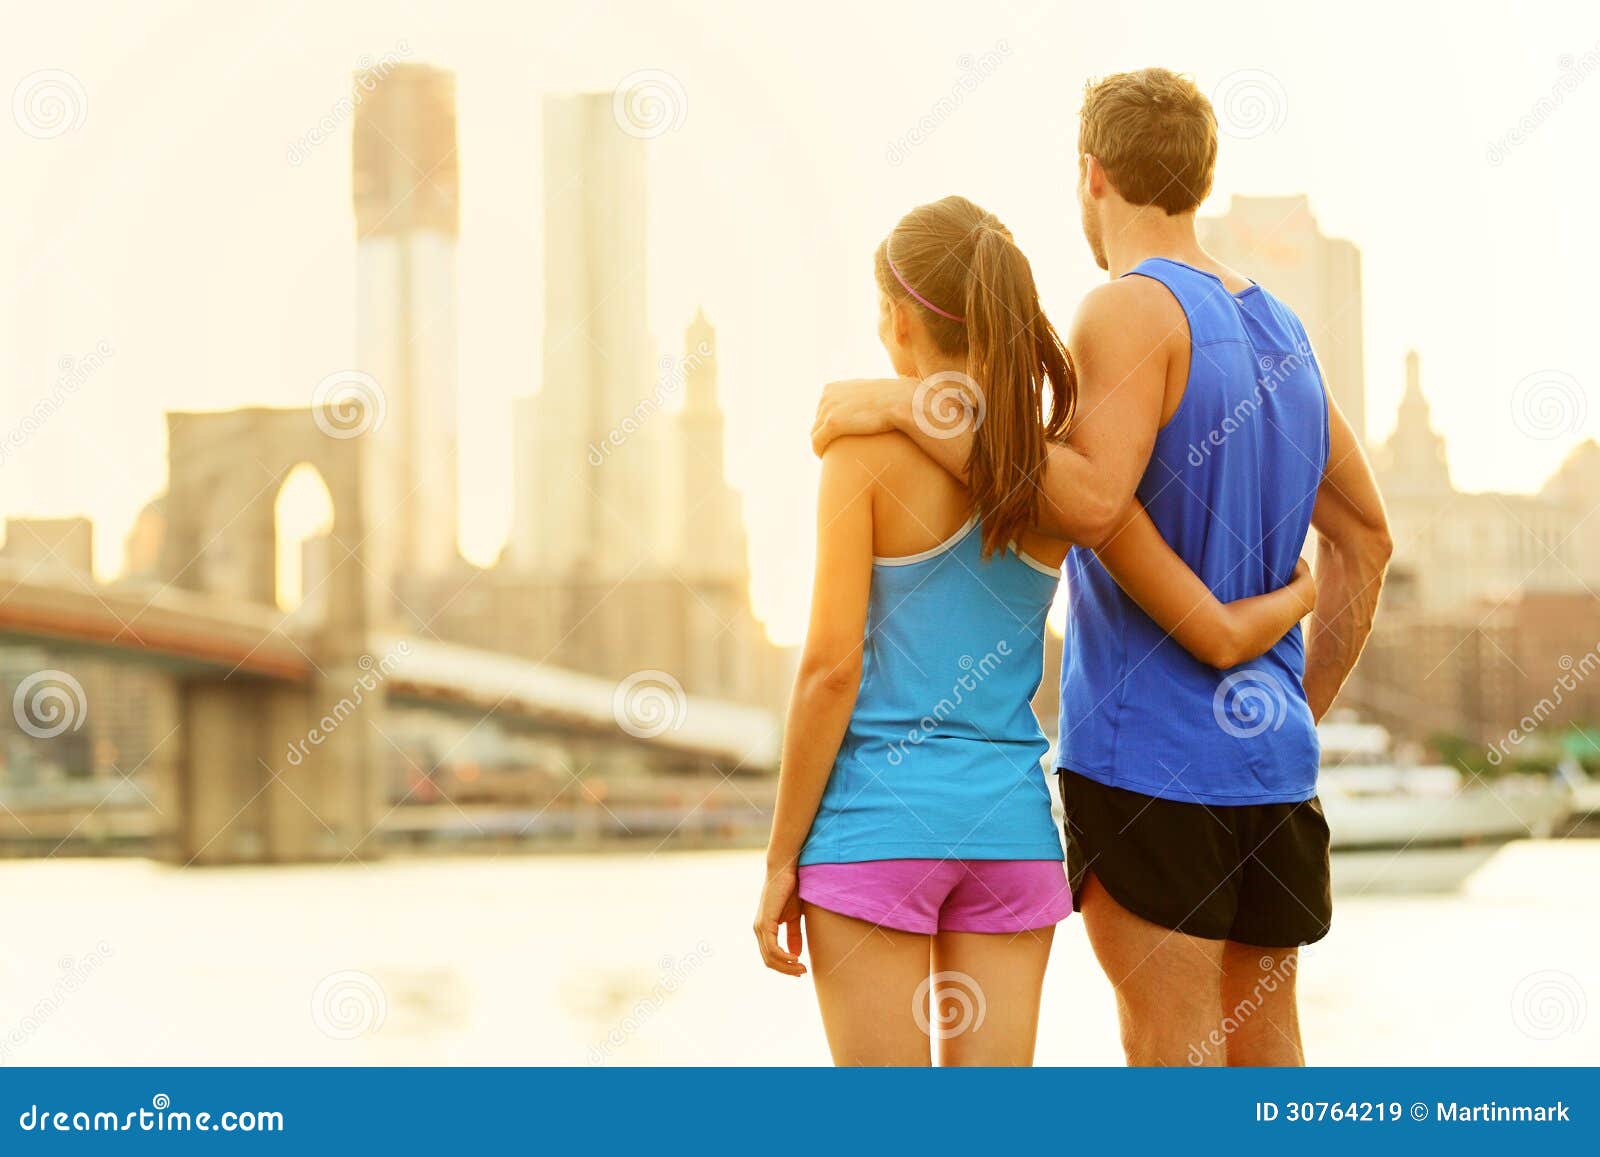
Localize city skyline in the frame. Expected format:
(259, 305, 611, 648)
(3, 1, 1597, 644)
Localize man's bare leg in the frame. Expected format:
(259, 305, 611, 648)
(1219, 942, 1304, 1066)
(1078, 875, 1225, 1065)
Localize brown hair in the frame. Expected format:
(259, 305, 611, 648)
(874, 195, 1075, 558)
(1078, 68, 1217, 214)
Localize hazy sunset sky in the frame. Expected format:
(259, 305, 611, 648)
(3, 0, 1595, 642)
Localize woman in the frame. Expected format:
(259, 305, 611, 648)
(753, 196, 1313, 1065)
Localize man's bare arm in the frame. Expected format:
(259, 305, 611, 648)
(1303, 389, 1393, 721)
(811, 278, 1173, 548)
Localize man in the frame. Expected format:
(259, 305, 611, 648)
(810, 67, 1392, 1065)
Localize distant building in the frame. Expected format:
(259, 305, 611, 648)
(1373, 351, 1589, 612)
(1198, 195, 1367, 444)
(1349, 591, 1600, 751)
(1, 516, 94, 581)
(465, 93, 789, 711)
(352, 62, 462, 583)
(510, 92, 667, 576)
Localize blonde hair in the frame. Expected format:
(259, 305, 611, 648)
(875, 195, 1075, 558)
(1079, 68, 1217, 214)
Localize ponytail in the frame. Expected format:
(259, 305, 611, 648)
(962, 228, 1075, 556)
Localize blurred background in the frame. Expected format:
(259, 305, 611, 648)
(1, 0, 1596, 1064)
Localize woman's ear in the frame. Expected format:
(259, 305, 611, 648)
(891, 299, 914, 347)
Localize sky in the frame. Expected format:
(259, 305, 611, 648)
(2, 0, 1597, 643)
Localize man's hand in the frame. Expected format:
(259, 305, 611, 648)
(810, 378, 914, 458)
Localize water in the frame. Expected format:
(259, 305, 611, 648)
(1, 842, 1595, 1065)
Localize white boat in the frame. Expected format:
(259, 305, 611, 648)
(1317, 714, 1574, 851)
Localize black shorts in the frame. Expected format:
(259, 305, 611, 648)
(1056, 769, 1332, 948)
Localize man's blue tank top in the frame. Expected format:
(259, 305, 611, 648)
(799, 517, 1065, 865)
(1059, 257, 1329, 806)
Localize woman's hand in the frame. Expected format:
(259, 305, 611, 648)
(753, 863, 806, 977)
(1289, 556, 1317, 620)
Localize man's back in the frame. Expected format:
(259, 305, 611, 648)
(1059, 256, 1329, 805)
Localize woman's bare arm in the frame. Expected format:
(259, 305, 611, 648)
(1096, 503, 1316, 669)
(755, 440, 875, 975)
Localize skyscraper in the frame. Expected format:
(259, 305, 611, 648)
(352, 62, 461, 581)
(510, 92, 666, 577)
(1198, 195, 1367, 444)
(676, 310, 746, 582)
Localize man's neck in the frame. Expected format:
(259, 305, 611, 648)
(1100, 207, 1207, 280)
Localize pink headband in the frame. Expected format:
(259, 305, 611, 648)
(887, 254, 965, 323)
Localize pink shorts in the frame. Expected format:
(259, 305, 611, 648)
(797, 859, 1073, 935)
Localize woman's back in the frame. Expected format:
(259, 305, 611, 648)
(798, 433, 1066, 865)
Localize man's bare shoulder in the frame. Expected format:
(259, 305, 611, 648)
(1071, 275, 1186, 346)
